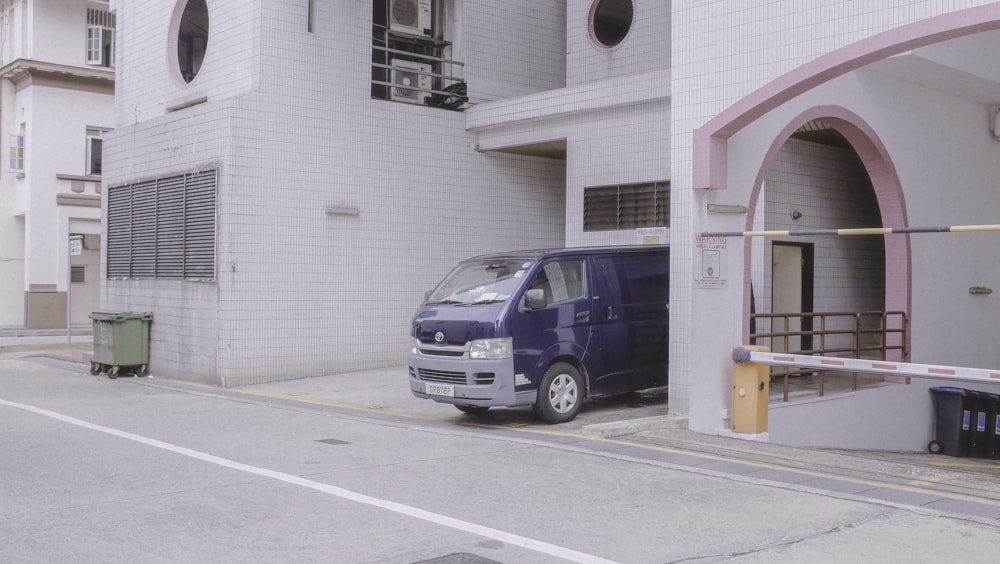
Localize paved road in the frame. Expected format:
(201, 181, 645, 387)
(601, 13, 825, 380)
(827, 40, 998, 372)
(2, 348, 999, 563)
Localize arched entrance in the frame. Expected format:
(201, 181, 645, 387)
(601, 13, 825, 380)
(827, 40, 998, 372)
(744, 106, 909, 362)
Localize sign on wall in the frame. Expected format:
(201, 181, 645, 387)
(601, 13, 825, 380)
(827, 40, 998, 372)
(69, 235, 83, 256)
(694, 235, 727, 289)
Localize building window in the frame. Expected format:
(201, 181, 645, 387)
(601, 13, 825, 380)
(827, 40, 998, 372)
(86, 127, 109, 176)
(106, 169, 217, 280)
(177, 0, 209, 83)
(583, 182, 669, 231)
(86, 7, 116, 67)
(590, 0, 633, 48)
(371, 0, 467, 109)
(8, 134, 24, 172)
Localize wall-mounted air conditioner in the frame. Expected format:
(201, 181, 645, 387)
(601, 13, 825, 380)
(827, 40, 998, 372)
(391, 59, 432, 105)
(389, 0, 432, 37)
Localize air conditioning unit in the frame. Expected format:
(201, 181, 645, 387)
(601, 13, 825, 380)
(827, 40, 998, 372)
(391, 59, 432, 105)
(389, 0, 432, 36)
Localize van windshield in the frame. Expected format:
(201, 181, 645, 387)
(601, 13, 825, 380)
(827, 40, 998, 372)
(426, 259, 535, 305)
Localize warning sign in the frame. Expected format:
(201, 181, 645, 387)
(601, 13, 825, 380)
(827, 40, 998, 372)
(695, 235, 727, 289)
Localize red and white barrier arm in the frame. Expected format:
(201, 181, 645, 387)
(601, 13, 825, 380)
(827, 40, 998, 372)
(732, 348, 1000, 386)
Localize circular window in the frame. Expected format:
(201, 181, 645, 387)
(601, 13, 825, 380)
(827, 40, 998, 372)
(177, 0, 209, 83)
(590, 0, 633, 48)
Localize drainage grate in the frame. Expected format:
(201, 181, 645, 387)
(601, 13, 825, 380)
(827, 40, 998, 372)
(413, 553, 502, 564)
(314, 438, 350, 446)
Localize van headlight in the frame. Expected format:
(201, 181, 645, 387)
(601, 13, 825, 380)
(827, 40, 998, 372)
(469, 337, 512, 360)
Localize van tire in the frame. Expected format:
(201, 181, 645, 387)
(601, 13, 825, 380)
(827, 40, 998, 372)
(455, 405, 490, 415)
(533, 362, 583, 424)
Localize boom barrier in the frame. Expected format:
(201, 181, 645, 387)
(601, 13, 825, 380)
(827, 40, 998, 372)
(732, 347, 1000, 386)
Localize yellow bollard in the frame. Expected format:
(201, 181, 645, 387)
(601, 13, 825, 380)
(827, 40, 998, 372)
(732, 345, 770, 434)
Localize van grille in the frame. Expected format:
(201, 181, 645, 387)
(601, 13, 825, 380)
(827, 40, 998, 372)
(417, 369, 466, 384)
(411, 368, 495, 386)
(418, 348, 465, 357)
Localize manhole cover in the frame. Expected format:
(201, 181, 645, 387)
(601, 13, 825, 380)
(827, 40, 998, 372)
(315, 438, 350, 446)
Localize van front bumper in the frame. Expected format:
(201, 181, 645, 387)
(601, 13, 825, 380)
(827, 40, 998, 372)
(408, 353, 536, 408)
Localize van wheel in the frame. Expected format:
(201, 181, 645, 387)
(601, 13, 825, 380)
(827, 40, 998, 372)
(455, 405, 490, 415)
(533, 362, 583, 424)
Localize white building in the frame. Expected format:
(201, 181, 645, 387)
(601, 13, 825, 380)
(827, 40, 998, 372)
(104, 1, 1000, 450)
(0, 0, 115, 329)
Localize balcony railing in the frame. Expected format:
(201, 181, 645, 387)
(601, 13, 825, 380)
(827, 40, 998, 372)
(750, 310, 908, 402)
(371, 26, 467, 110)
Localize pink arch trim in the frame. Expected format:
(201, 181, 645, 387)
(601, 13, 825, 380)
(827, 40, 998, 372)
(741, 106, 911, 358)
(694, 3, 1000, 190)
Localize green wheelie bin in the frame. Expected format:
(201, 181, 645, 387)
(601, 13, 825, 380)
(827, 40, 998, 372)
(89, 312, 153, 378)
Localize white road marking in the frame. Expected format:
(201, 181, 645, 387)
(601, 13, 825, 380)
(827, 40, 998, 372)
(0, 397, 618, 564)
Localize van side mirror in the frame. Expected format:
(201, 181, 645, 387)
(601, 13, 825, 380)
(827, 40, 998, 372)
(524, 289, 546, 310)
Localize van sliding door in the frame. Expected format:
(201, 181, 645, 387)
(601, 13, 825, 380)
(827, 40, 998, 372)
(593, 253, 670, 395)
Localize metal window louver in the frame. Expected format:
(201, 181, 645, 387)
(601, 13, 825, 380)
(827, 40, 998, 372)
(105, 170, 217, 280)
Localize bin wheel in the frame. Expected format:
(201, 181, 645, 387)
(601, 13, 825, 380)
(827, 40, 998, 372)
(135, 364, 148, 377)
(89, 362, 101, 376)
(108, 366, 120, 379)
(928, 440, 944, 454)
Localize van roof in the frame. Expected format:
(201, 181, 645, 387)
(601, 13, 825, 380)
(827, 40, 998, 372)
(464, 245, 669, 262)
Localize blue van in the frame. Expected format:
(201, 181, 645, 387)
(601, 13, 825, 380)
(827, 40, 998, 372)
(408, 246, 669, 423)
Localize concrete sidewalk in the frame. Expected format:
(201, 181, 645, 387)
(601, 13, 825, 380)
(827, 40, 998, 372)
(6, 335, 1000, 520)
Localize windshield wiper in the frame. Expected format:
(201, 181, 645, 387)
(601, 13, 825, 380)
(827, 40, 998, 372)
(425, 299, 465, 305)
(473, 298, 508, 305)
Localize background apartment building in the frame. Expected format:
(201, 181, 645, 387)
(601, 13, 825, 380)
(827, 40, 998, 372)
(0, 0, 115, 329)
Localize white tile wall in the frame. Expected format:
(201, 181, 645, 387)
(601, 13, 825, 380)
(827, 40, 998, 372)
(105, 1, 567, 386)
(566, 0, 671, 86)
(463, 0, 568, 102)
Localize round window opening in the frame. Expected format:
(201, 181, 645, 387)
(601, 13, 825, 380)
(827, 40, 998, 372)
(177, 0, 209, 83)
(591, 0, 633, 48)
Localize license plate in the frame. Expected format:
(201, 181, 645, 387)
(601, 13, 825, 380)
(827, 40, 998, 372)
(425, 383, 455, 397)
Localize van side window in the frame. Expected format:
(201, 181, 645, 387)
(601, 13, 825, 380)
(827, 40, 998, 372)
(601, 256, 669, 305)
(530, 260, 585, 304)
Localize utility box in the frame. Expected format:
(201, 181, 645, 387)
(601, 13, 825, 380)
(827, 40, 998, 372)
(732, 345, 770, 434)
(89, 311, 153, 378)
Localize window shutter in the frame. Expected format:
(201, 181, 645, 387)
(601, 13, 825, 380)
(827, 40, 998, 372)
(583, 182, 670, 232)
(183, 170, 217, 279)
(130, 181, 158, 278)
(106, 185, 132, 277)
(618, 183, 657, 229)
(156, 175, 186, 278)
(583, 186, 620, 231)
(105, 170, 217, 280)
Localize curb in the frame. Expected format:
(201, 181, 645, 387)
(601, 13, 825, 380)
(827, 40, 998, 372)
(582, 415, 689, 438)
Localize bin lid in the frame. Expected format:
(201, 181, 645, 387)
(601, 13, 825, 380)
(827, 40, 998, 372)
(929, 387, 966, 395)
(89, 311, 153, 321)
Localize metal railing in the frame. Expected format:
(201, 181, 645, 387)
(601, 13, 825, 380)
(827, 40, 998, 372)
(750, 310, 908, 401)
(371, 27, 468, 110)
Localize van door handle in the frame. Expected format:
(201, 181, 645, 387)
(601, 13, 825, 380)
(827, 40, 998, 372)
(576, 310, 590, 319)
(605, 306, 614, 319)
